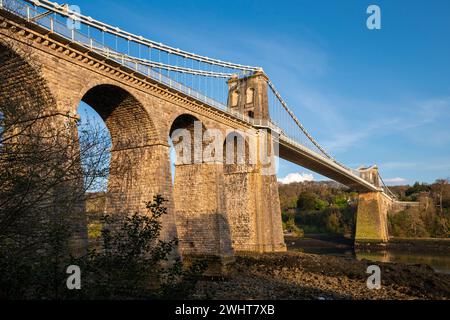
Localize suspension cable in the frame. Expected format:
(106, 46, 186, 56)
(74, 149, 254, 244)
(378, 173, 397, 199)
(94, 46, 234, 78)
(24, 0, 260, 72)
(266, 79, 335, 161)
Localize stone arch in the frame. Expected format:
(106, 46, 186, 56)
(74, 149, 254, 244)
(169, 113, 210, 165)
(245, 87, 255, 104)
(75, 83, 178, 247)
(223, 131, 255, 169)
(230, 89, 239, 107)
(0, 41, 56, 127)
(80, 84, 158, 150)
(169, 113, 203, 137)
(77, 84, 166, 212)
(168, 112, 207, 135)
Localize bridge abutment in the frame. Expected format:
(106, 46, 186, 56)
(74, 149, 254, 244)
(355, 166, 391, 244)
(355, 191, 391, 243)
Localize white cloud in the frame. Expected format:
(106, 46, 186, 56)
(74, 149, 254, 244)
(384, 177, 408, 185)
(278, 172, 315, 184)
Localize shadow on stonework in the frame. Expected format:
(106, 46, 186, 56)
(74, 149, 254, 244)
(176, 212, 235, 277)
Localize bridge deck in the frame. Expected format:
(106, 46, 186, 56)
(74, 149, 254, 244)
(278, 135, 380, 193)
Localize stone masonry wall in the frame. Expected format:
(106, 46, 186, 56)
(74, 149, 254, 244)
(174, 163, 234, 259)
(224, 165, 259, 252)
(355, 192, 391, 243)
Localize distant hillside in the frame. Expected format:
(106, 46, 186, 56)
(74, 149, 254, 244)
(278, 181, 357, 237)
(278, 179, 450, 238)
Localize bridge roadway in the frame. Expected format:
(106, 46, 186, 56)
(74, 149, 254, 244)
(278, 134, 381, 193)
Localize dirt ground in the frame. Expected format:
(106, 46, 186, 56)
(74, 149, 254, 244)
(192, 251, 450, 300)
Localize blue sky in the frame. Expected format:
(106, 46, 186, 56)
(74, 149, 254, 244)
(75, 0, 450, 185)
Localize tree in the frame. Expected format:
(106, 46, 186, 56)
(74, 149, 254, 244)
(72, 195, 205, 300)
(405, 182, 430, 200)
(325, 211, 341, 234)
(0, 195, 205, 299)
(297, 191, 327, 211)
(0, 76, 111, 298)
(432, 179, 449, 215)
(332, 194, 348, 210)
(0, 86, 111, 261)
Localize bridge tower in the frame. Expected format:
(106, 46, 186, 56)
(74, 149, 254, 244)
(224, 71, 286, 253)
(358, 165, 381, 188)
(355, 166, 390, 244)
(227, 70, 269, 121)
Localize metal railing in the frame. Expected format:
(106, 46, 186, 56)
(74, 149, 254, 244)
(1, 0, 233, 110)
(18, 0, 260, 71)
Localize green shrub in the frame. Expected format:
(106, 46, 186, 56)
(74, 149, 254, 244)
(284, 218, 304, 237)
(0, 195, 206, 299)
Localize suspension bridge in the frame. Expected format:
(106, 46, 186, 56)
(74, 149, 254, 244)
(0, 0, 404, 259)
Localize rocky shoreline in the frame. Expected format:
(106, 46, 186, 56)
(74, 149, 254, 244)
(384, 238, 450, 253)
(192, 251, 450, 300)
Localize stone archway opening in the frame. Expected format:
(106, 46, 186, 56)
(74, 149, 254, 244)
(77, 84, 161, 247)
(223, 131, 254, 170)
(76, 101, 111, 193)
(168, 114, 234, 264)
(169, 114, 204, 168)
(80, 84, 158, 151)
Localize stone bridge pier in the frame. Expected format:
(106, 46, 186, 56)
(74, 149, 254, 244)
(222, 131, 286, 253)
(172, 71, 287, 264)
(170, 114, 234, 266)
(355, 166, 391, 243)
(224, 72, 286, 253)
